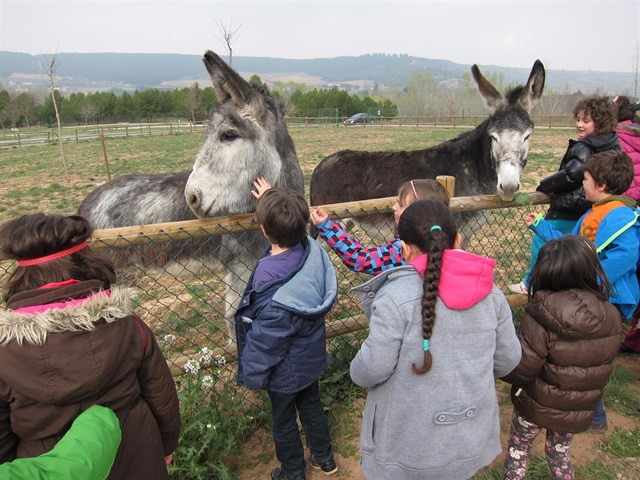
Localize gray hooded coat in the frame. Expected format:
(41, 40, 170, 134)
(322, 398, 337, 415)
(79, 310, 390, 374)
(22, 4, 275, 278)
(350, 250, 521, 480)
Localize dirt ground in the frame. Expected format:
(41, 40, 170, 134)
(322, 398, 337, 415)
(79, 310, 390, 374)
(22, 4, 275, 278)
(231, 355, 640, 480)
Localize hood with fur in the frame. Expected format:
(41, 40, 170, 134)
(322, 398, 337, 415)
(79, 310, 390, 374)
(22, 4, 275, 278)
(0, 283, 136, 346)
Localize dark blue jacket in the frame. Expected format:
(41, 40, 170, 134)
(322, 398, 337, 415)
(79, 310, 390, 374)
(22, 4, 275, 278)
(235, 236, 338, 394)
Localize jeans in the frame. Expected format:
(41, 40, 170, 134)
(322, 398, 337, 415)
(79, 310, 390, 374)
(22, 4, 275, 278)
(268, 381, 333, 476)
(524, 218, 577, 286)
(593, 397, 607, 425)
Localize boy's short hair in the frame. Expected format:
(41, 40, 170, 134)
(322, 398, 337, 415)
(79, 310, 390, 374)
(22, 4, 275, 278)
(256, 188, 309, 248)
(584, 150, 634, 194)
(573, 95, 617, 134)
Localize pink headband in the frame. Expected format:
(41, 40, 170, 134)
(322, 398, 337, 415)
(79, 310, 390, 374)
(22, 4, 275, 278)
(410, 180, 418, 200)
(17, 241, 88, 267)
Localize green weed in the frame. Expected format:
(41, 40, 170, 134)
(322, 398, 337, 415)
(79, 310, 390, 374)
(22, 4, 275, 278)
(604, 365, 640, 417)
(602, 427, 640, 458)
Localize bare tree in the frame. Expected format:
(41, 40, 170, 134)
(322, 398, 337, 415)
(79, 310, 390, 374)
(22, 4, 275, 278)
(185, 82, 202, 124)
(47, 56, 69, 181)
(15, 91, 36, 128)
(214, 19, 242, 66)
(80, 100, 97, 125)
(632, 42, 639, 98)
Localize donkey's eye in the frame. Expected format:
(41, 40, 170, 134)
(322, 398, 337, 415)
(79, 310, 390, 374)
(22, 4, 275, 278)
(221, 131, 239, 142)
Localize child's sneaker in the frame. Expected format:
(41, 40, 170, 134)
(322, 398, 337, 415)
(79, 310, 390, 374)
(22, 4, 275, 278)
(507, 281, 528, 295)
(270, 467, 306, 480)
(585, 423, 608, 434)
(309, 454, 338, 475)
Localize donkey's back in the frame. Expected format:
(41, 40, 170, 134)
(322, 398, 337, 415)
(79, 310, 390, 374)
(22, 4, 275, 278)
(79, 171, 195, 228)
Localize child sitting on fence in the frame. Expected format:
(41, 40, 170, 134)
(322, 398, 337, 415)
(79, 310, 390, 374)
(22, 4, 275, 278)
(309, 178, 450, 275)
(0, 213, 180, 479)
(235, 187, 339, 480)
(501, 235, 621, 479)
(509, 95, 620, 294)
(349, 200, 521, 479)
(522, 150, 639, 432)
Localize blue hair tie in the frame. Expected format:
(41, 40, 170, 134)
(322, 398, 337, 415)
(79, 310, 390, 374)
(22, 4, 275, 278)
(422, 339, 430, 351)
(430, 225, 442, 232)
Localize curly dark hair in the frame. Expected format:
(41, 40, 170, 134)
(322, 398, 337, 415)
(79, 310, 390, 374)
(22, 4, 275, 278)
(573, 95, 617, 134)
(614, 95, 637, 122)
(398, 200, 457, 375)
(0, 214, 116, 301)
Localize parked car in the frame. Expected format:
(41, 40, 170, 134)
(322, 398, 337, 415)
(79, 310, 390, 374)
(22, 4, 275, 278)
(344, 113, 374, 125)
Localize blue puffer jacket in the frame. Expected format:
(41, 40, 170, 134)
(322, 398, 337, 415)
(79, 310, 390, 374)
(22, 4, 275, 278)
(235, 236, 338, 394)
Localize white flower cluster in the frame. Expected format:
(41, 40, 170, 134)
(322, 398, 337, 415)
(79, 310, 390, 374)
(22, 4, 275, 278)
(214, 354, 226, 367)
(184, 359, 200, 375)
(201, 374, 215, 389)
(163, 334, 176, 344)
(200, 347, 213, 366)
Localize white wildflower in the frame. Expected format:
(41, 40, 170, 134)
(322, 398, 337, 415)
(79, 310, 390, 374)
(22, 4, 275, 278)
(200, 347, 213, 366)
(163, 334, 176, 343)
(184, 359, 200, 375)
(201, 374, 215, 389)
(206, 423, 212, 429)
(215, 354, 227, 367)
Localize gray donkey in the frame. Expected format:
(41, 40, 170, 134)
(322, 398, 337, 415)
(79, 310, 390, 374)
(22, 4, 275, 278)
(79, 50, 304, 342)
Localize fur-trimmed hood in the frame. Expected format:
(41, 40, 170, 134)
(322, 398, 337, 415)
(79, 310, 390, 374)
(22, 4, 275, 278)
(0, 284, 137, 346)
(0, 280, 180, 478)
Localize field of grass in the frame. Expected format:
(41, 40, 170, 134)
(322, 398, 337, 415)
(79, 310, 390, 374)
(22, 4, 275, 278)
(0, 125, 571, 222)
(2, 125, 638, 479)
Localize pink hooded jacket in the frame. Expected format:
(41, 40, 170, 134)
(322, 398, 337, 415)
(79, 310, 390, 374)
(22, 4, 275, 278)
(409, 249, 496, 309)
(618, 120, 640, 201)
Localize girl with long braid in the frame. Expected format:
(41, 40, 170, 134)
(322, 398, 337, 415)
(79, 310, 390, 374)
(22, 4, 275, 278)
(350, 200, 521, 480)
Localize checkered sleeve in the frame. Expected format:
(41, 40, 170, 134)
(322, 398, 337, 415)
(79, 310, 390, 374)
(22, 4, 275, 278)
(316, 219, 406, 275)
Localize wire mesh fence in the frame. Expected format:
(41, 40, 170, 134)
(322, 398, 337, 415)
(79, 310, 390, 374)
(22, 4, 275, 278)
(0, 193, 549, 414)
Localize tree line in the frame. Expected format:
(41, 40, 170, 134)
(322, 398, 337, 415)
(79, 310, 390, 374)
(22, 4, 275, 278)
(0, 75, 399, 129)
(0, 70, 606, 129)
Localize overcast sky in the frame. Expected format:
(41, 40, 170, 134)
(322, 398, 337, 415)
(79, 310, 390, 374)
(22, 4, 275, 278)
(1, 0, 639, 72)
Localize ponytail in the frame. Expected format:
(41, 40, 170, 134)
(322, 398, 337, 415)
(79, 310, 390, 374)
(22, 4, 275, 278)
(398, 200, 457, 376)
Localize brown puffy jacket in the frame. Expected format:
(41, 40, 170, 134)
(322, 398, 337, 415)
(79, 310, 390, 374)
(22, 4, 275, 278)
(502, 288, 621, 433)
(0, 280, 180, 479)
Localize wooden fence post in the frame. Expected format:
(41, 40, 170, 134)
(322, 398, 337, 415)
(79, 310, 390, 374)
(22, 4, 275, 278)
(75, 129, 79, 143)
(99, 130, 112, 181)
(17, 132, 21, 147)
(125, 125, 129, 138)
(436, 175, 456, 198)
(47, 130, 51, 145)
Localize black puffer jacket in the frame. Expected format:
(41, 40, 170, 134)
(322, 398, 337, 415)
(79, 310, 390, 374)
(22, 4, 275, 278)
(502, 289, 621, 433)
(537, 132, 620, 220)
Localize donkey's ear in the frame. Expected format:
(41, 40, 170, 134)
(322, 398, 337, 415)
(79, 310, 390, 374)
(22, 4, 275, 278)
(471, 64, 502, 110)
(518, 60, 545, 112)
(203, 50, 254, 107)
